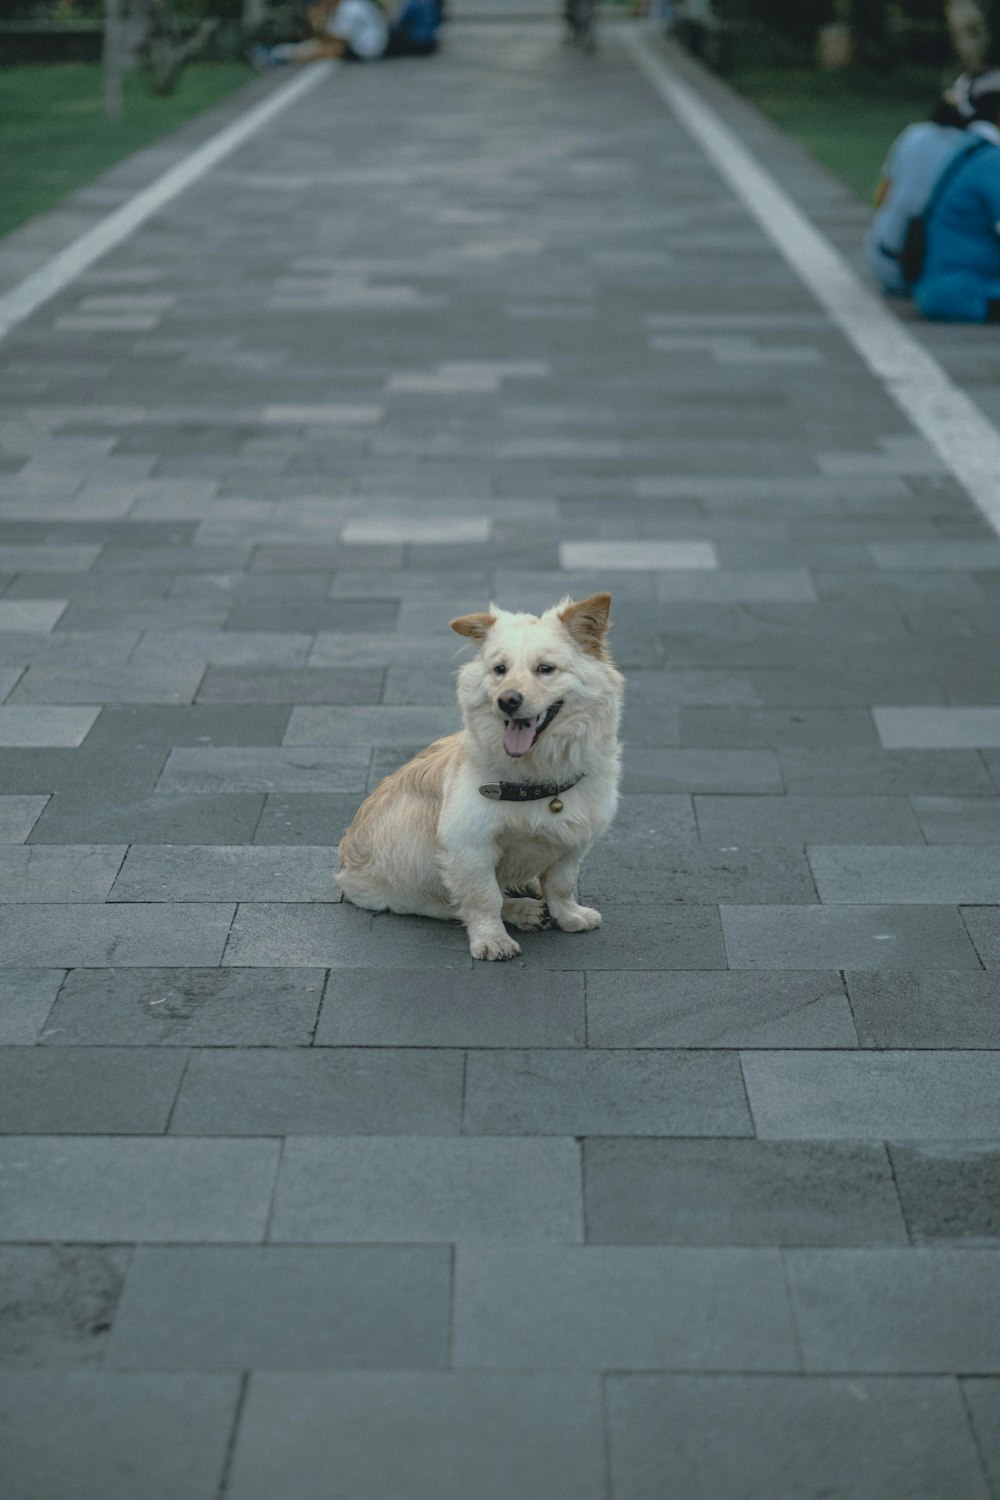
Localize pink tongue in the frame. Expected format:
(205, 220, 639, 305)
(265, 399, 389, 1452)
(504, 718, 538, 756)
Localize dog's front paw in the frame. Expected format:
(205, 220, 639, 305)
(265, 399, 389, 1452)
(555, 904, 602, 933)
(502, 897, 551, 932)
(471, 929, 522, 961)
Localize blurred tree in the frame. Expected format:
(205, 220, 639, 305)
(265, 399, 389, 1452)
(132, 0, 218, 93)
(944, 0, 998, 63)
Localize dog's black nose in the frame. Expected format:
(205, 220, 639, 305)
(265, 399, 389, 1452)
(498, 691, 523, 717)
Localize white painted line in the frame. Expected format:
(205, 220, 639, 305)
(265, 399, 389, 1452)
(0, 63, 333, 344)
(620, 30, 1000, 537)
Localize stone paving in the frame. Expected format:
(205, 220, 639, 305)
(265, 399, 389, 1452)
(2, 20, 1000, 1500)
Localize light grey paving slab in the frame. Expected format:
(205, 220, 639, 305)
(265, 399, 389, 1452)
(316, 966, 585, 1047)
(0, 546, 99, 571)
(0, 969, 64, 1044)
(605, 1374, 990, 1500)
(889, 1144, 1000, 1246)
(0, 1136, 279, 1241)
(0, 600, 67, 632)
(561, 540, 717, 570)
(169, 1048, 463, 1135)
(41, 967, 325, 1047)
(742, 1051, 1000, 1139)
(0, 706, 98, 747)
(963, 1380, 1000, 1497)
(584, 1139, 905, 1246)
(0, 1244, 129, 1367)
(653, 568, 818, 602)
(586, 970, 856, 1048)
(846, 971, 1000, 1048)
(722, 904, 981, 969)
(911, 796, 1000, 843)
(453, 1245, 798, 1371)
(699, 796, 923, 846)
(962, 906, 1000, 967)
(226, 1372, 605, 1500)
(463, 1049, 751, 1136)
(0, 903, 234, 966)
(109, 845, 337, 902)
(0, 845, 124, 902)
(0, 1047, 186, 1134)
(270, 1136, 583, 1243)
(157, 746, 368, 793)
(0, 796, 48, 842)
(621, 748, 781, 793)
(871, 540, 1000, 569)
(874, 707, 1000, 749)
(0, 1371, 239, 1500)
(284, 705, 459, 746)
(785, 1248, 1000, 1372)
(107, 1246, 450, 1370)
(810, 845, 1000, 903)
(8, 663, 203, 705)
(778, 746, 996, 795)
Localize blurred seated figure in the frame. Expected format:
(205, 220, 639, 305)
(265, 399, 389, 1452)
(864, 80, 972, 296)
(915, 69, 1000, 324)
(251, 0, 440, 65)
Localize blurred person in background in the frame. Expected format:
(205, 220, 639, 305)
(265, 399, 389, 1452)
(914, 68, 1000, 322)
(865, 77, 973, 296)
(251, 0, 441, 64)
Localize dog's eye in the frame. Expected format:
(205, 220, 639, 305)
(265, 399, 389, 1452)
(493, 663, 507, 677)
(536, 663, 556, 675)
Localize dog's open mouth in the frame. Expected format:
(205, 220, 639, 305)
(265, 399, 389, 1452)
(502, 700, 563, 758)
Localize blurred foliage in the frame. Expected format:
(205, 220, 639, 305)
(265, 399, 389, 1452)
(672, 0, 961, 69)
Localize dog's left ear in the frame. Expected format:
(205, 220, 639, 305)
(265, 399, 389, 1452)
(450, 611, 496, 642)
(558, 592, 612, 654)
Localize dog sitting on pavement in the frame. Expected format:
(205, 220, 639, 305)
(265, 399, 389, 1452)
(336, 592, 623, 960)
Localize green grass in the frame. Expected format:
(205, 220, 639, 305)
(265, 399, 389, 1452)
(0, 61, 255, 238)
(727, 65, 947, 201)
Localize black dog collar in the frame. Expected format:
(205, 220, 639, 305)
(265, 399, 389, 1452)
(479, 774, 583, 810)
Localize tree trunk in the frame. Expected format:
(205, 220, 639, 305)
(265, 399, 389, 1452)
(102, 0, 125, 120)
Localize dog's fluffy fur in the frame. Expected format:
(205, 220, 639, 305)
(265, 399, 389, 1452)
(336, 592, 624, 960)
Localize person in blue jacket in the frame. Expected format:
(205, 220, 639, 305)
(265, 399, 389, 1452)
(865, 84, 972, 296)
(915, 69, 1000, 324)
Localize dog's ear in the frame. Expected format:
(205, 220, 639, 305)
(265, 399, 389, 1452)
(450, 611, 495, 642)
(558, 592, 612, 655)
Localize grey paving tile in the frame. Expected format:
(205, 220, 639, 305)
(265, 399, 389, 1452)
(0, 1136, 279, 1241)
(8, 663, 203, 704)
(785, 1248, 1000, 1372)
(621, 748, 781, 793)
(679, 708, 880, 748)
(742, 1051, 1000, 1139)
(197, 666, 383, 704)
(605, 1374, 990, 1500)
(270, 1137, 582, 1243)
(889, 1144, 1000, 1246)
(0, 1245, 129, 1367)
(226, 1372, 605, 1500)
(0, 706, 98, 747)
(284, 705, 459, 747)
(722, 904, 980, 969)
(584, 1139, 905, 1246)
(464, 1049, 751, 1136)
(0, 1371, 239, 1500)
(107, 1246, 450, 1370)
(0, 903, 234, 966)
(252, 792, 362, 845)
(110, 845, 337, 902)
(962, 1378, 1000, 1496)
(453, 1245, 798, 1370)
(846, 971, 1000, 1048)
(874, 707, 1000, 749)
(810, 845, 1000, 903)
(157, 746, 368, 793)
(911, 796, 1000, 843)
(28, 789, 266, 845)
(316, 967, 585, 1047)
(0, 1047, 186, 1133)
(581, 840, 815, 904)
(699, 796, 923, 846)
(0, 845, 124, 901)
(586, 970, 856, 1048)
(778, 747, 996, 795)
(169, 1048, 463, 1135)
(0, 796, 48, 842)
(962, 906, 1000, 967)
(0, 969, 64, 1044)
(41, 967, 325, 1047)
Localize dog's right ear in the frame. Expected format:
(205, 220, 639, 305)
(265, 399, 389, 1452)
(450, 612, 495, 642)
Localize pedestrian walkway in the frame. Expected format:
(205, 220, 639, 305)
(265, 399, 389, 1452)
(1, 22, 1000, 1499)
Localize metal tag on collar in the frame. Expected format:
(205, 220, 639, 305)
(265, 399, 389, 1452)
(479, 783, 502, 800)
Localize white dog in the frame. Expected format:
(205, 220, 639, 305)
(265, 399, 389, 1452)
(336, 592, 624, 960)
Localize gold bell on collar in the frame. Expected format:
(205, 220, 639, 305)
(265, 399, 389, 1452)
(549, 796, 564, 814)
